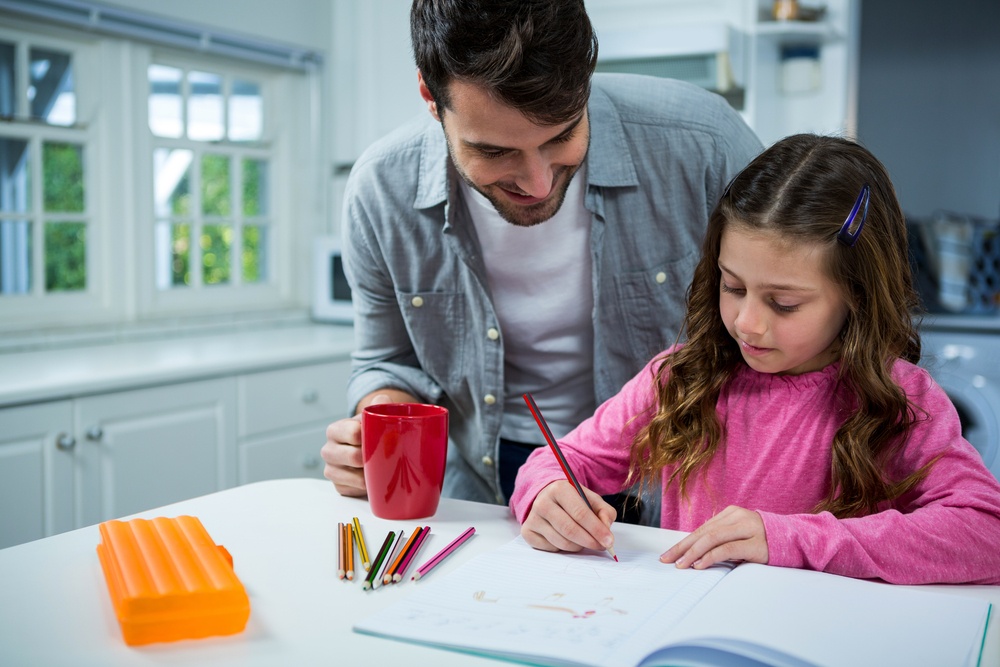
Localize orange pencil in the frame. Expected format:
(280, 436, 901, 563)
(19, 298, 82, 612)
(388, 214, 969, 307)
(381, 531, 408, 585)
(386, 527, 422, 583)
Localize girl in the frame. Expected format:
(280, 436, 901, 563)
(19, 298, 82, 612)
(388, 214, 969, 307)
(510, 134, 1000, 585)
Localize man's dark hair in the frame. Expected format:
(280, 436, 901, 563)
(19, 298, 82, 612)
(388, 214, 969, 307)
(411, 0, 598, 125)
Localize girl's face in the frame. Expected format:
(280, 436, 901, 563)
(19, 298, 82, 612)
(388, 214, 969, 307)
(718, 226, 850, 376)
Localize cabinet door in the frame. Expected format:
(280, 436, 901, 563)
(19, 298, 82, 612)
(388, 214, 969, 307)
(240, 426, 327, 484)
(75, 378, 236, 527)
(0, 401, 74, 548)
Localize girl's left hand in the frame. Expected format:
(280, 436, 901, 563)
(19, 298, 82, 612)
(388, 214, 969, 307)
(660, 505, 768, 569)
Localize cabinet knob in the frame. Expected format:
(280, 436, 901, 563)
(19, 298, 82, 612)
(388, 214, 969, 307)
(302, 455, 321, 470)
(85, 426, 104, 441)
(302, 389, 319, 404)
(56, 433, 77, 450)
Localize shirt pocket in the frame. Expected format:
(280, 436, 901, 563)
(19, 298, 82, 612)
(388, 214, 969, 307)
(395, 290, 466, 387)
(613, 252, 697, 363)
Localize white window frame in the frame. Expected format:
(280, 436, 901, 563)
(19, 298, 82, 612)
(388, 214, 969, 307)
(133, 48, 303, 318)
(0, 13, 323, 336)
(0, 22, 116, 330)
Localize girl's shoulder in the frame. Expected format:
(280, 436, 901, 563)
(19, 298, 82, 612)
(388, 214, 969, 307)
(889, 358, 949, 406)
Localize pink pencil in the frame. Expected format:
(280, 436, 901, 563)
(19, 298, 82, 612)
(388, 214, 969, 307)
(393, 526, 431, 582)
(412, 527, 475, 581)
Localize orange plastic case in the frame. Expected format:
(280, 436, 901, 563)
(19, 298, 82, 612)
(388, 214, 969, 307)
(96, 515, 251, 646)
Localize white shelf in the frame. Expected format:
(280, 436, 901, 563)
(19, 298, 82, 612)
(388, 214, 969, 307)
(754, 20, 842, 43)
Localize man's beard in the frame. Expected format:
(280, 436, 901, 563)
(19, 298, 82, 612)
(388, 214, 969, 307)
(445, 139, 582, 228)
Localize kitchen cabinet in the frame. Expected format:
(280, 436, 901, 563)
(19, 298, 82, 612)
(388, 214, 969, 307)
(0, 324, 357, 548)
(73, 378, 237, 529)
(0, 401, 74, 549)
(0, 379, 236, 549)
(237, 360, 352, 484)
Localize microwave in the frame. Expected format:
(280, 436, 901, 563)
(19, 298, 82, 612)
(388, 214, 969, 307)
(311, 236, 354, 323)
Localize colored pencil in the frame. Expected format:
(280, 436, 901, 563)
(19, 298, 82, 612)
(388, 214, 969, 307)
(523, 392, 618, 562)
(413, 526, 476, 581)
(381, 531, 407, 585)
(352, 517, 370, 571)
(337, 522, 346, 580)
(393, 526, 430, 582)
(386, 527, 422, 582)
(345, 521, 355, 580)
(363, 531, 395, 591)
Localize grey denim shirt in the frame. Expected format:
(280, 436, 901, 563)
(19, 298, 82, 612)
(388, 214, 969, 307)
(341, 74, 763, 505)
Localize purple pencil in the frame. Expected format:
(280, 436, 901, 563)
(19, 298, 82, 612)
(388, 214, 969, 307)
(412, 527, 476, 581)
(393, 526, 431, 582)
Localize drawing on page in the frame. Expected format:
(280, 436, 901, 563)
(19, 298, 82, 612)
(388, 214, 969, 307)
(473, 590, 628, 618)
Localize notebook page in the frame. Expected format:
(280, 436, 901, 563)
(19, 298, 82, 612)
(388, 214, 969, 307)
(355, 536, 731, 667)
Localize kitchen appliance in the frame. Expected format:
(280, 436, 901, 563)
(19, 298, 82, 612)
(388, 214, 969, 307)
(919, 325, 1000, 481)
(311, 236, 353, 323)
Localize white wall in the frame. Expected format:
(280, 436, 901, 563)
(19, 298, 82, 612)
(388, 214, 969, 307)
(857, 0, 1000, 220)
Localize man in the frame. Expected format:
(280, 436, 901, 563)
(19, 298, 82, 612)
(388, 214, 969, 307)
(321, 0, 762, 519)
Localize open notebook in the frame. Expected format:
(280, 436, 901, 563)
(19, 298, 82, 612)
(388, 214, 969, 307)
(355, 536, 991, 667)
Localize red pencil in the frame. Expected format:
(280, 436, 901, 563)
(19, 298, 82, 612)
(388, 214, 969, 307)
(393, 526, 430, 582)
(413, 526, 475, 580)
(523, 392, 618, 562)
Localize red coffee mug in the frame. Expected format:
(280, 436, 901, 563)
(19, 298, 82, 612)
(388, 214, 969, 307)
(361, 403, 448, 520)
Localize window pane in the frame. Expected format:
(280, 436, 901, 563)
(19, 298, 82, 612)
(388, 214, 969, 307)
(0, 41, 14, 118)
(154, 221, 191, 288)
(187, 71, 223, 141)
(242, 224, 266, 283)
(43, 142, 84, 212)
(202, 224, 231, 285)
(0, 138, 31, 213)
(202, 154, 230, 216)
(29, 48, 75, 126)
(242, 158, 268, 216)
(148, 64, 183, 138)
(44, 221, 85, 291)
(0, 219, 31, 295)
(229, 79, 262, 141)
(153, 148, 192, 217)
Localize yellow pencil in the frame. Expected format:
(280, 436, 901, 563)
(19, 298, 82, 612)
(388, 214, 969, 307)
(352, 517, 370, 571)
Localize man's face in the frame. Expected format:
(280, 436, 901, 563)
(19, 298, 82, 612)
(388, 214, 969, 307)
(426, 77, 590, 227)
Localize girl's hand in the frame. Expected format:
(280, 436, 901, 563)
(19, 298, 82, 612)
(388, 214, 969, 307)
(521, 480, 617, 554)
(660, 505, 768, 569)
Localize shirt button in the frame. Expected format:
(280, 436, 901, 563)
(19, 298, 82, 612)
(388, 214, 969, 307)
(655, 271, 667, 284)
(487, 327, 499, 340)
(484, 393, 496, 405)
(482, 455, 494, 467)
(411, 296, 424, 307)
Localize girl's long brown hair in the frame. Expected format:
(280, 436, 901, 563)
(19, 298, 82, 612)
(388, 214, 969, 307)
(629, 134, 928, 518)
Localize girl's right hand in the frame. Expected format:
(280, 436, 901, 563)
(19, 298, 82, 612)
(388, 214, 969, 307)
(520, 480, 617, 554)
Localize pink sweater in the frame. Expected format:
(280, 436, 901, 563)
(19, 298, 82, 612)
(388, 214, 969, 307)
(510, 348, 1000, 585)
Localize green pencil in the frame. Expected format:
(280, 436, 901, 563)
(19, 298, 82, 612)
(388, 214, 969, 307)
(363, 531, 395, 591)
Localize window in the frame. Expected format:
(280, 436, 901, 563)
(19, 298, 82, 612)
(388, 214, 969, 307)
(0, 12, 321, 337)
(0, 37, 89, 298)
(149, 63, 271, 291)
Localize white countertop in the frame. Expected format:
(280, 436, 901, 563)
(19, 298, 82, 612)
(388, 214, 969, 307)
(0, 324, 356, 407)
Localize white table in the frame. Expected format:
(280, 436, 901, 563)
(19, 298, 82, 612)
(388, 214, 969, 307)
(1, 479, 997, 666)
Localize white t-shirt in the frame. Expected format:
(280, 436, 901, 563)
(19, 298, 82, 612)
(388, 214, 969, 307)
(461, 166, 596, 442)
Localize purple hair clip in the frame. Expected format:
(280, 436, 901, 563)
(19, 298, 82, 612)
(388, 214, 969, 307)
(837, 184, 870, 247)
